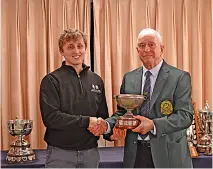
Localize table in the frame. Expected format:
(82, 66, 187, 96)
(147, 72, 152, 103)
(1, 147, 212, 168)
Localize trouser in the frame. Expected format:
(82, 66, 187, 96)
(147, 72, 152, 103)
(45, 145, 100, 168)
(134, 140, 155, 168)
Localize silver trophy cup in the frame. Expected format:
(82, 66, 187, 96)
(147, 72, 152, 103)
(114, 94, 145, 129)
(6, 117, 36, 163)
(197, 101, 212, 155)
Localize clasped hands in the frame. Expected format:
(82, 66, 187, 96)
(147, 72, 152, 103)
(88, 117, 107, 136)
(88, 115, 154, 140)
(88, 117, 125, 140)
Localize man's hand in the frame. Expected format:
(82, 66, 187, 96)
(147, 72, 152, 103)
(88, 117, 107, 136)
(131, 115, 154, 134)
(88, 117, 99, 128)
(110, 127, 126, 141)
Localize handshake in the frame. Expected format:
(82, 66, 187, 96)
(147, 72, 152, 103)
(88, 117, 126, 140)
(88, 117, 107, 136)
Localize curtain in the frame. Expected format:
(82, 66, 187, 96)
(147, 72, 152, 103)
(1, 0, 91, 150)
(93, 0, 212, 146)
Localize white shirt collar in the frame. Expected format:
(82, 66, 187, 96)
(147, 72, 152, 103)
(143, 59, 163, 77)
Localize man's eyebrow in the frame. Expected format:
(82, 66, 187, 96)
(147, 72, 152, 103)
(138, 42, 156, 44)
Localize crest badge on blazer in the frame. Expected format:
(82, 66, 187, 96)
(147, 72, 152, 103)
(160, 100, 173, 115)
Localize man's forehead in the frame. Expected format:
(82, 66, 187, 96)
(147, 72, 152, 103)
(64, 37, 84, 44)
(138, 35, 157, 42)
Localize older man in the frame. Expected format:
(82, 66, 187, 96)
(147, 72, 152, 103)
(90, 28, 193, 168)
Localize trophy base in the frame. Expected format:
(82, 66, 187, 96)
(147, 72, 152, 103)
(197, 134, 212, 153)
(6, 153, 36, 163)
(197, 144, 208, 153)
(204, 144, 212, 156)
(116, 116, 140, 129)
(188, 142, 199, 157)
(6, 140, 36, 163)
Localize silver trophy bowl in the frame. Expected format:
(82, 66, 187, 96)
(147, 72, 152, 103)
(6, 117, 36, 163)
(114, 94, 145, 129)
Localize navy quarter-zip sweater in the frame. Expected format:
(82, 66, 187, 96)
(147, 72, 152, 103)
(40, 61, 109, 150)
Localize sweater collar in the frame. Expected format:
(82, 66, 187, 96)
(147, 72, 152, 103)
(61, 61, 90, 75)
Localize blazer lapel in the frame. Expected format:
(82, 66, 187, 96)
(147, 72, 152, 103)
(133, 67, 142, 115)
(150, 61, 170, 110)
(134, 67, 143, 95)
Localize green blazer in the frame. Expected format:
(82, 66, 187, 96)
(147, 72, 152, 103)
(104, 61, 193, 168)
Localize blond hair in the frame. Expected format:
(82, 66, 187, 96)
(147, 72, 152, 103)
(58, 28, 87, 52)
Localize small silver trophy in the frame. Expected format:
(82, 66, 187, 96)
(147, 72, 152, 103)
(6, 117, 36, 163)
(114, 94, 145, 129)
(197, 101, 212, 155)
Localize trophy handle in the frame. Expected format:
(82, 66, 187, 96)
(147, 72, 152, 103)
(21, 123, 28, 135)
(113, 95, 118, 99)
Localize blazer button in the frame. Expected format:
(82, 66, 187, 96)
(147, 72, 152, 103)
(133, 141, 137, 144)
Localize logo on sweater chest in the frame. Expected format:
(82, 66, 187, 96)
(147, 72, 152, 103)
(91, 84, 102, 93)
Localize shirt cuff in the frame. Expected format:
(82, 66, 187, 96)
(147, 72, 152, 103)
(150, 123, 156, 135)
(104, 121, 111, 134)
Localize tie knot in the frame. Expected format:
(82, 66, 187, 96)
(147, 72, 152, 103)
(145, 71, 152, 78)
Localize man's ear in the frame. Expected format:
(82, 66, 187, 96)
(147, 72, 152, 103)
(136, 47, 139, 53)
(60, 50, 64, 56)
(160, 45, 164, 53)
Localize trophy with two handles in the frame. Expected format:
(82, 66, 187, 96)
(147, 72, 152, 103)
(187, 101, 212, 157)
(196, 101, 212, 155)
(6, 116, 36, 163)
(113, 94, 146, 129)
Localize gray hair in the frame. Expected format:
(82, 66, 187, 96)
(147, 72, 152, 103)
(137, 28, 162, 44)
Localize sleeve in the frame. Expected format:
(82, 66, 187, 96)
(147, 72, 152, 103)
(39, 75, 89, 130)
(150, 124, 156, 135)
(153, 72, 194, 137)
(96, 79, 109, 119)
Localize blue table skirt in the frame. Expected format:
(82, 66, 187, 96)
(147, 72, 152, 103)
(1, 147, 212, 168)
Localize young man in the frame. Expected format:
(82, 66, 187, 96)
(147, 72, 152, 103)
(40, 28, 108, 168)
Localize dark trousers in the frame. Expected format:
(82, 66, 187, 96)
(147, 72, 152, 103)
(134, 140, 155, 168)
(45, 145, 100, 168)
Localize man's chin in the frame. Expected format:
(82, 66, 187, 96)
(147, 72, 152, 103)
(65, 60, 83, 66)
(141, 58, 153, 64)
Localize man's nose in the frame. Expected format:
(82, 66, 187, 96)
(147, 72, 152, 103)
(73, 47, 79, 53)
(144, 45, 150, 52)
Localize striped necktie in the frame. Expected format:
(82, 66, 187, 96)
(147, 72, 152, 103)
(140, 70, 152, 139)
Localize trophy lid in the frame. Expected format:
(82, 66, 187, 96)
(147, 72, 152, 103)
(199, 101, 211, 113)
